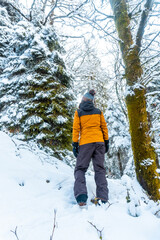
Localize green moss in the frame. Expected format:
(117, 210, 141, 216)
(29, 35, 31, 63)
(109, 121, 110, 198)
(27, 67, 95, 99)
(111, 0, 133, 58)
(126, 88, 160, 200)
(125, 46, 143, 86)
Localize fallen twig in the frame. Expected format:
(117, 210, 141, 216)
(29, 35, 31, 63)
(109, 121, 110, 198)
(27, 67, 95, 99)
(155, 209, 160, 217)
(88, 221, 104, 239)
(105, 201, 115, 210)
(10, 226, 20, 240)
(50, 209, 57, 240)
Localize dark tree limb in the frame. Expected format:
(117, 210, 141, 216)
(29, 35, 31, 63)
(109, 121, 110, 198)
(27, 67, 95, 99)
(136, 0, 154, 51)
(88, 221, 104, 239)
(44, 0, 89, 25)
(92, 2, 114, 19)
(29, 0, 36, 21)
(43, 0, 59, 25)
(50, 209, 57, 240)
(8, 2, 30, 22)
(10, 227, 20, 240)
(140, 31, 160, 54)
(128, 0, 144, 18)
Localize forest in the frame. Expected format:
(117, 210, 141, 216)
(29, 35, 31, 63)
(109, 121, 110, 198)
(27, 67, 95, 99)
(0, 0, 160, 240)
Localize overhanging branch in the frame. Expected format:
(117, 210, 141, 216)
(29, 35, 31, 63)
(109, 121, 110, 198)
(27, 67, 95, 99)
(44, 0, 89, 25)
(140, 31, 160, 54)
(136, 0, 154, 51)
(8, 2, 30, 22)
(30, 0, 36, 21)
(43, 0, 59, 25)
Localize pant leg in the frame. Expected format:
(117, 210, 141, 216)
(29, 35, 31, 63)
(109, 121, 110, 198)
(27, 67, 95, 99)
(92, 143, 109, 201)
(74, 143, 95, 198)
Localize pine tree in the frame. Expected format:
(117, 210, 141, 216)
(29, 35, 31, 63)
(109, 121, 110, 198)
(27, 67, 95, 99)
(0, 2, 74, 157)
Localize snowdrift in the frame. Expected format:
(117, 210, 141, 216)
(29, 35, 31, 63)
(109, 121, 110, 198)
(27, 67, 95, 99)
(0, 131, 160, 240)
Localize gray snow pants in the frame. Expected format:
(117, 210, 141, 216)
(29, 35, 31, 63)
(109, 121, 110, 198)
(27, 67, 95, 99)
(74, 142, 108, 201)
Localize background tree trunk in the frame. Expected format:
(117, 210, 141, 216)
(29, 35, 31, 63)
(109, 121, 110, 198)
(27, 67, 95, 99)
(109, 0, 160, 200)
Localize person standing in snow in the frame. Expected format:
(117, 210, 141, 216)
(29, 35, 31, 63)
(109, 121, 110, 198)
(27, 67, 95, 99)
(72, 89, 109, 206)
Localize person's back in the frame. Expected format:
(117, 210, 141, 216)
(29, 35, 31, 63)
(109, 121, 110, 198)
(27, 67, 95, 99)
(73, 94, 108, 146)
(72, 89, 109, 206)
(77, 101, 104, 145)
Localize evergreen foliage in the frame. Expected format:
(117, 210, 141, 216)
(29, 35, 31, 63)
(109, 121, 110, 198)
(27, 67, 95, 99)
(0, 4, 74, 157)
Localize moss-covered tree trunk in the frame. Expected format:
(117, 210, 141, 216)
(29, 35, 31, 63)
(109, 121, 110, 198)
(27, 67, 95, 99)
(109, 0, 160, 200)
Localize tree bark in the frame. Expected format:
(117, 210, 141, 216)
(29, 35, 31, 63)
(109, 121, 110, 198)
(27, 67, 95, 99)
(109, 0, 160, 200)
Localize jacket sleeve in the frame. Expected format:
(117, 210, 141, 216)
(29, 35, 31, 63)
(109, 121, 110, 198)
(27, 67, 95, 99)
(100, 112, 109, 140)
(72, 110, 80, 143)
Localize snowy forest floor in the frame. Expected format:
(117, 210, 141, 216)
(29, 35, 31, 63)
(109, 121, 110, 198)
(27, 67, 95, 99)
(0, 131, 160, 240)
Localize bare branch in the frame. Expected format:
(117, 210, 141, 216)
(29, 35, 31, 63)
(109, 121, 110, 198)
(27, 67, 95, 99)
(140, 31, 160, 54)
(56, 0, 88, 20)
(128, 0, 144, 18)
(92, 2, 114, 19)
(71, 14, 118, 42)
(50, 209, 57, 240)
(30, 0, 36, 20)
(43, 0, 59, 25)
(60, 34, 85, 39)
(141, 52, 160, 66)
(136, 0, 154, 50)
(42, 0, 48, 12)
(8, 2, 30, 22)
(10, 227, 20, 240)
(88, 221, 104, 239)
(44, 0, 89, 25)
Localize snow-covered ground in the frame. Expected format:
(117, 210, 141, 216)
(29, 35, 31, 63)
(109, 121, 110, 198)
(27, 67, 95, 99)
(0, 131, 160, 240)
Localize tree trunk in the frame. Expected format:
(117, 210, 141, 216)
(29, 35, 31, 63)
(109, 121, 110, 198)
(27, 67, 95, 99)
(109, 0, 160, 200)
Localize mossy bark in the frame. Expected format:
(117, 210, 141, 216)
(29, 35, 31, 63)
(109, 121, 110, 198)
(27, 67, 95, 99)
(110, 0, 160, 200)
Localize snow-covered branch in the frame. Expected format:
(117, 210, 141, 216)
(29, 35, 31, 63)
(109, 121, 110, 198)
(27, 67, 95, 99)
(43, 0, 59, 25)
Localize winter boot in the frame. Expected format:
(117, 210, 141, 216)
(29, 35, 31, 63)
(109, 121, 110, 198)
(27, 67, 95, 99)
(91, 197, 107, 206)
(76, 194, 87, 206)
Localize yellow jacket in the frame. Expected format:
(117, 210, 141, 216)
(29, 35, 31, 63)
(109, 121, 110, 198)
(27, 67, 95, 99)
(72, 101, 109, 145)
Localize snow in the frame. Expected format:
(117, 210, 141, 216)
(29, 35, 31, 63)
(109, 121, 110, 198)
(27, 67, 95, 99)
(0, 131, 160, 240)
(25, 116, 43, 125)
(140, 158, 154, 167)
(57, 115, 68, 124)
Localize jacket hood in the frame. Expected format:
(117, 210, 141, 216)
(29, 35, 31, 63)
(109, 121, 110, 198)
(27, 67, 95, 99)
(79, 100, 94, 111)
